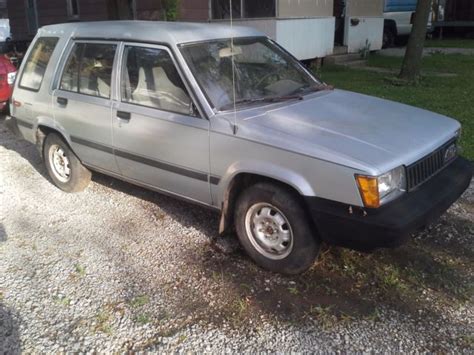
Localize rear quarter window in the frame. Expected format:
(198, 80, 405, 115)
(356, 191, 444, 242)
(60, 42, 116, 99)
(19, 37, 59, 91)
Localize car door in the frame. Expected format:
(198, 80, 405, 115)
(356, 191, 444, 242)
(112, 43, 212, 204)
(53, 40, 120, 174)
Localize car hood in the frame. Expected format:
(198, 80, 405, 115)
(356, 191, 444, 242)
(240, 89, 460, 175)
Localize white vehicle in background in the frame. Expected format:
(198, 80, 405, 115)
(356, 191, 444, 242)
(0, 19, 11, 42)
(383, 0, 433, 48)
(0, 19, 11, 54)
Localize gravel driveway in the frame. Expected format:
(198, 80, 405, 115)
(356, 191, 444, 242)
(1, 116, 473, 353)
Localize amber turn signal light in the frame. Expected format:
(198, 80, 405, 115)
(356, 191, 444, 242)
(356, 175, 380, 208)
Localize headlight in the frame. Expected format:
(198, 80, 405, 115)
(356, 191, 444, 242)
(356, 166, 406, 208)
(455, 128, 461, 139)
(7, 72, 16, 85)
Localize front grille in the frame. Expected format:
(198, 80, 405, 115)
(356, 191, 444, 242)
(406, 139, 457, 191)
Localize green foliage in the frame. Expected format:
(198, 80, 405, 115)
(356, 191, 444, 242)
(95, 310, 113, 334)
(230, 296, 250, 324)
(130, 295, 150, 308)
(74, 263, 86, 277)
(53, 295, 71, 306)
(135, 313, 151, 325)
(162, 0, 180, 21)
(359, 39, 371, 59)
(288, 286, 299, 295)
(374, 265, 407, 292)
(425, 39, 474, 49)
(308, 305, 337, 329)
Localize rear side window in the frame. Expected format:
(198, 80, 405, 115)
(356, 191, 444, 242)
(60, 42, 116, 99)
(19, 37, 59, 91)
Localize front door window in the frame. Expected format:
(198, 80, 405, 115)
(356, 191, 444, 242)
(121, 45, 193, 116)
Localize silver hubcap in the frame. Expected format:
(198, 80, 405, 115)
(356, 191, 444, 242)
(48, 144, 71, 183)
(244, 203, 294, 260)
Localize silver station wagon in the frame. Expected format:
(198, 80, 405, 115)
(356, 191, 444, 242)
(7, 21, 472, 274)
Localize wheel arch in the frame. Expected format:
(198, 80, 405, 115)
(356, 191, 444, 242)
(36, 120, 73, 159)
(384, 19, 398, 36)
(217, 167, 317, 236)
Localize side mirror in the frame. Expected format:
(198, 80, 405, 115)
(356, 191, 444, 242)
(189, 102, 200, 118)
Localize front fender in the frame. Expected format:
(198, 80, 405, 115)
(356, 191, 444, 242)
(215, 159, 317, 207)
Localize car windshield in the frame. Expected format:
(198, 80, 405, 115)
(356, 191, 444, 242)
(180, 37, 320, 111)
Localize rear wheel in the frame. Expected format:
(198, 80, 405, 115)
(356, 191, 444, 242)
(43, 133, 91, 193)
(234, 182, 320, 274)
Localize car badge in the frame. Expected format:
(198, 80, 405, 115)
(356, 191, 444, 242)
(444, 144, 457, 163)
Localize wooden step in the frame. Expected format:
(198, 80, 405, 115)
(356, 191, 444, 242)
(333, 45, 348, 55)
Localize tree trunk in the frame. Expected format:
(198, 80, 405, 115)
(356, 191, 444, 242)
(399, 0, 432, 81)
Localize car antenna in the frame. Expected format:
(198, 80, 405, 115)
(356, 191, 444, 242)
(229, 0, 238, 135)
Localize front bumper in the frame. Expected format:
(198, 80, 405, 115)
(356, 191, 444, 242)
(306, 157, 472, 251)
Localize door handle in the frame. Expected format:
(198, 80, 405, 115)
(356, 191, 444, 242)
(117, 111, 131, 121)
(57, 97, 68, 106)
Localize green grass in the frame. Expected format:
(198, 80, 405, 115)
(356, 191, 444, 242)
(288, 286, 299, 295)
(425, 38, 474, 49)
(135, 313, 151, 325)
(53, 295, 71, 306)
(74, 263, 86, 277)
(230, 296, 250, 324)
(318, 53, 474, 160)
(129, 295, 150, 308)
(307, 305, 337, 329)
(95, 310, 113, 334)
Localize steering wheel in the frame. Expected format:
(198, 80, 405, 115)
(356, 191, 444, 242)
(255, 68, 283, 91)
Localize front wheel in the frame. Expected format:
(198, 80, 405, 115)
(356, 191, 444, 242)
(43, 133, 91, 193)
(234, 182, 320, 274)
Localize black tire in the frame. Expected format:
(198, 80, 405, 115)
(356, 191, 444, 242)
(234, 182, 320, 274)
(383, 28, 395, 49)
(43, 133, 91, 193)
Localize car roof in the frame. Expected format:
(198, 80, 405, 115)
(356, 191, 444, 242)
(38, 21, 265, 45)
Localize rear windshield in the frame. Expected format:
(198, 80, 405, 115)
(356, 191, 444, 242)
(19, 37, 59, 91)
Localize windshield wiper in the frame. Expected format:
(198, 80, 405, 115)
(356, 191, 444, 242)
(220, 94, 303, 111)
(303, 84, 335, 93)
